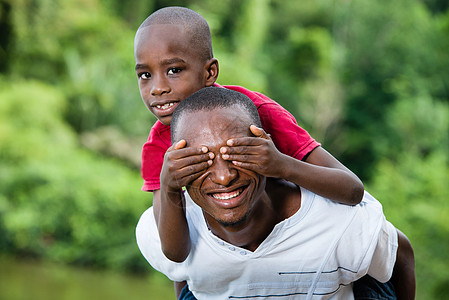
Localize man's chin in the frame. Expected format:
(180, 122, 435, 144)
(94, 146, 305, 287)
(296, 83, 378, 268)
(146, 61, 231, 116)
(217, 212, 249, 228)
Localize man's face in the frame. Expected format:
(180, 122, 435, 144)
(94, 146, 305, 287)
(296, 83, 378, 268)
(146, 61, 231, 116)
(177, 106, 266, 227)
(134, 24, 211, 125)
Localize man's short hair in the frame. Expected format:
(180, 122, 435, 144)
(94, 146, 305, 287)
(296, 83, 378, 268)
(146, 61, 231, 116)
(171, 87, 262, 143)
(138, 6, 213, 61)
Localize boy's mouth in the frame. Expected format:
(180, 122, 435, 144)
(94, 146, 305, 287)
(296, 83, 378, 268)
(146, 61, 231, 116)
(156, 102, 175, 110)
(151, 101, 180, 117)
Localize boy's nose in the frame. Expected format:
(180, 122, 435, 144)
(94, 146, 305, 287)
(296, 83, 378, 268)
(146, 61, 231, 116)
(209, 155, 237, 186)
(151, 76, 170, 96)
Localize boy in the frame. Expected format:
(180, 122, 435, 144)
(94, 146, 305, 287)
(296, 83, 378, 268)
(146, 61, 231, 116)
(134, 6, 364, 219)
(134, 7, 411, 299)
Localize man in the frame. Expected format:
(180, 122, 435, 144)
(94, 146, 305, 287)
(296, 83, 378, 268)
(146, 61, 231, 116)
(136, 87, 415, 299)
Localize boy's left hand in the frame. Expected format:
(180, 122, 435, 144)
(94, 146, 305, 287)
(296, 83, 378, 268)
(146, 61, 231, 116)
(220, 125, 286, 178)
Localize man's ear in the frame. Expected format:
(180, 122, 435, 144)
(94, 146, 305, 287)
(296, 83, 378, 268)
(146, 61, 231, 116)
(205, 58, 219, 86)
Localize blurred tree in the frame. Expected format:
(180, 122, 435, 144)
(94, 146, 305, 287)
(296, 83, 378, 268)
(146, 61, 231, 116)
(0, 80, 150, 272)
(368, 91, 449, 299)
(0, 0, 12, 73)
(422, 0, 449, 14)
(5, 0, 152, 166)
(331, 0, 449, 180)
(369, 151, 449, 299)
(103, 0, 155, 28)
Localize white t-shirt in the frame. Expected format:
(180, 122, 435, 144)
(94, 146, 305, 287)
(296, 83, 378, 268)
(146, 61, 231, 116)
(136, 188, 398, 300)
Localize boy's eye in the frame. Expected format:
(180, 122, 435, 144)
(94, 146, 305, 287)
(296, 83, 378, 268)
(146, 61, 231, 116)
(139, 72, 151, 79)
(167, 67, 181, 75)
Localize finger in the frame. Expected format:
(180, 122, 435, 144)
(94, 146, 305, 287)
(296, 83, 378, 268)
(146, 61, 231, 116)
(220, 145, 266, 156)
(175, 161, 211, 184)
(221, 154, 262, 164)
(226, 137, 268, 147)
(221, 146, 254, 160)
(172, 152, 215, 166)
(173, 169, 206, 190)
(168, 146, 213, 160)
(250, 125, 271, 139)
(174, 139, 187, 150)
(172, 141, 207, 153)
(230, 160, 260, 170)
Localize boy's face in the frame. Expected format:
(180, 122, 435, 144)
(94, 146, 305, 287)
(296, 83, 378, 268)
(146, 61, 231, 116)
(176, 106, 266, 227)
(134, 24, 215, 125)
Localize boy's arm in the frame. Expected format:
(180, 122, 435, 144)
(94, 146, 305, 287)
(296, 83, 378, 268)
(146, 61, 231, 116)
(222, 125, 364, 205)
(391, 229, 416, 299)
(156, 140, 213, 262)
(302, 146, 364, 205)
(174, 281, 187, 299)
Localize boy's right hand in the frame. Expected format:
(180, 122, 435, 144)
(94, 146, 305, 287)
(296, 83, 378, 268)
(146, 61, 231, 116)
(160, 140, 214, 192)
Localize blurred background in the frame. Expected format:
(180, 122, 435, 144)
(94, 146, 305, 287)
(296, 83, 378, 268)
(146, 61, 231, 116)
(0, 0, 448, 299)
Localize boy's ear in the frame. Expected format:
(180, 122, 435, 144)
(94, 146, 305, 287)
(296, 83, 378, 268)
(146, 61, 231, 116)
(205, 58, 219, 86)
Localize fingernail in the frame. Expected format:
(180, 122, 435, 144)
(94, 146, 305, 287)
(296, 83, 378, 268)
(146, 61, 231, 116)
(227, 139, 233, 146)
(220, 147, 226, 154)
(208, 160, 213, 166)
(209, 152, 215, 159)
(202, 146, 208, 153)
(222, 154, 229, 160)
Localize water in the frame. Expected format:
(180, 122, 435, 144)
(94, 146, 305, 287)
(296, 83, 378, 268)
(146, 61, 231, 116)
(0, 256, 175, 300)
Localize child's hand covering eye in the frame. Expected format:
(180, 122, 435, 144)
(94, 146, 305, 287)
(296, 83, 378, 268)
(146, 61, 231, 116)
(220, 125, 286, 178)
(160, 140, 214, 192)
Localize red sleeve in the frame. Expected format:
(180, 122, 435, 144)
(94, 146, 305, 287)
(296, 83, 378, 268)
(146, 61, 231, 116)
(257, 102, 320, 160)
(222, 85, 320, 160)
(141, 121, 171, 191)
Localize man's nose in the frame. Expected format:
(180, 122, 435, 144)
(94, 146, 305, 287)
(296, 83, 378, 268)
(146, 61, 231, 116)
(209, 155, 237, 186)
(151, 76, 170, 96)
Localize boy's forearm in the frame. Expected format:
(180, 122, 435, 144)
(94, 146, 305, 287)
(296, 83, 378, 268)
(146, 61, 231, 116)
(391, 229, 416, 300)
(279, 147, 364, 205)
(174, 281, 187, 299)
(155, 188, 191, 262)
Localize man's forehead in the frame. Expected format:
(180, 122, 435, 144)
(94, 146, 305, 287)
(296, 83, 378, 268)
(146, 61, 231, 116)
(178, 108, 252, 146)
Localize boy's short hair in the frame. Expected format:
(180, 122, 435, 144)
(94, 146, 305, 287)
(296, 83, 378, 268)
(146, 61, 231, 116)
(138, 6, 213, 61)
(171, 87, 262, 143)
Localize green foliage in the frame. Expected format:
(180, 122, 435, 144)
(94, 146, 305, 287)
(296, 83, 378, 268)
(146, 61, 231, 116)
(369, 151, 449, 299)
(0, 81, 151, 272)
(332, 0, 449, 178)
(5, 0, 151, 137)
(368, 94, 449, 299)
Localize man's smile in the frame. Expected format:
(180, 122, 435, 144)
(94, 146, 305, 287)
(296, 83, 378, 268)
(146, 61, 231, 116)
(206, 185, 249, 209)
(211, 187, 244, 200)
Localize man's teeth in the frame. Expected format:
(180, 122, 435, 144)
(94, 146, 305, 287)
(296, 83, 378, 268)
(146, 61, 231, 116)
(212, 189, 242, 200)
(156, 102, 175, 110)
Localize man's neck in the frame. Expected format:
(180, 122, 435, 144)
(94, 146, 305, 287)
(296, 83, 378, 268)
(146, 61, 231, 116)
(205, 179, 301, 252)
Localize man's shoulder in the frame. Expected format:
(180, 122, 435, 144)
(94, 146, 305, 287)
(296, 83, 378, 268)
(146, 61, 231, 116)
(184, 192, 207, 225)
(136, 207, 157, 254)
(302, 189, 385, 230)
(358, 190, 384, 215)
(136, 207, 155, 235)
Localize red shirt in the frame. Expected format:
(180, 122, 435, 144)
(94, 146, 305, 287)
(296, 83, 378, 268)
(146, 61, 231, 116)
(141, 84, 320, 191)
